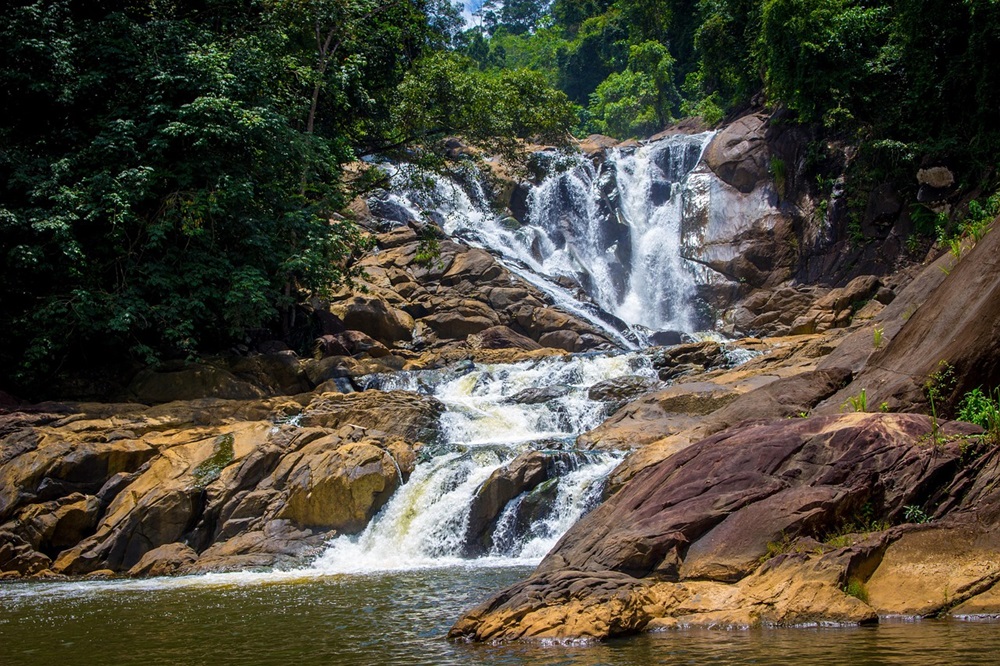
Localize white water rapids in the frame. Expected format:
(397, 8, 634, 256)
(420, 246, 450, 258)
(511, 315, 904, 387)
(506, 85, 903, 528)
(311, 352, 650, 573)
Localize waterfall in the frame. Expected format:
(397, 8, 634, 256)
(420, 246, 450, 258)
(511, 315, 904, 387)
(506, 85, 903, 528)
(372, 132, 715, 341)
(309, 353, 652, 573)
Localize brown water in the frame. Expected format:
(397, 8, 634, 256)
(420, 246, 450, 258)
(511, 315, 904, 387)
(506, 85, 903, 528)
(2, 565, 999, 665)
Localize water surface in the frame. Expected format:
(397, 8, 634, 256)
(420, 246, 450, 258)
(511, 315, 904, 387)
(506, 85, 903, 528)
(2, 566, 999, 665)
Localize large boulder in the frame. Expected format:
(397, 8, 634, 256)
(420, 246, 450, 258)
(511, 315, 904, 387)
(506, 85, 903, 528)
(451, 413, 989, 641)
(298, 390, 443, 443)
(277, 436, 403, 532)
(331, 296, 414, 344)
(128, 362, 266, 403)
(703, 114, 769, 193)
(464, 451, 566, 556)
(467, 326, 543, 351)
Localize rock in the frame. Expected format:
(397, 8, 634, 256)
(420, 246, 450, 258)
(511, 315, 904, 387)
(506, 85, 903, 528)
(227, 352, 310, 395)
(790, 275, 882, 335)
(817, 217, 1000, 413)
(127, 542, 198, 577)
(703, 114, 769, 193)
(128, 362, 266, 404)
(369, 195, 416, 224)
(509, 182, 533, 222)
(648, 330, 684, 346)
(538, 330, 581, 352)
(725, 286, 823, 337)
(314, 334, 352, 358)
(577, 382, 738, 451)
(464, 451, 560, 556)
(917, 166, 955, 189)
(332, 296, 414, 344)
(504, 385, 572, 405)
(450, 569, 658, 642)
(467, 326, 542, 351)
(16, 493, 101, 555)
(452, 414, 983, 641)
(587, 376, 662, 412)
(578, 134, 620, 157)
(298, 390, 443, 443)
(0, 530, 51, 575)
(441, 248, 504, 285)
(865, 526, 1000, 616)
(650, 341, 726, 380)
(0, 435, 157, 522)
(277, 437, 403, 533)
(336, 330, 392, 358)
(606, 367, 853, 488)
(420, 312, 497, 339)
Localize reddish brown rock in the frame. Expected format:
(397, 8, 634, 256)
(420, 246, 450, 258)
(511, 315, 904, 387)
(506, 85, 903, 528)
(451, 413, 987, 642)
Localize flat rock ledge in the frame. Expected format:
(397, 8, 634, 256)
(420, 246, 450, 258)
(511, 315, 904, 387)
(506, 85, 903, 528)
(451, 413, 1000, 642)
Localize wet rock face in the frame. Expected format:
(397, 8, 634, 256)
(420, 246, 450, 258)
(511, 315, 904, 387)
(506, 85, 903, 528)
(463, 450, 586, 557)
(451, 413, 996, 642)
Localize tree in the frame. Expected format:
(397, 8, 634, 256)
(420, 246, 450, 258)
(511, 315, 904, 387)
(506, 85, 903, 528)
(0, 0, 436, 392)
(589, 40, 678, 138)
(482, 0, 548, 35)
(391, 51, 577, 162)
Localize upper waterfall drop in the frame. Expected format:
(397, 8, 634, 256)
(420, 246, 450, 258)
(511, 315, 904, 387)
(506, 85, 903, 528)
(523, 133, 713, 332)
(371, 131, 716, 343)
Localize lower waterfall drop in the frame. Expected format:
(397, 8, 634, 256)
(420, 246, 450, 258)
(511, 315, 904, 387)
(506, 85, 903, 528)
(310, 353, 651, 573)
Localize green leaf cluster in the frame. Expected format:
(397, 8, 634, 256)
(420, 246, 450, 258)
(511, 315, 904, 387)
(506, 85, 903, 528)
(3, 0, 567, 394)
(461, 0, 1000, 178)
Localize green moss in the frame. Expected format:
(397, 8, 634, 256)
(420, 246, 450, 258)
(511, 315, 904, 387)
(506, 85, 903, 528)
(843, 578, 869, 603)
(193, 433, 235, 488)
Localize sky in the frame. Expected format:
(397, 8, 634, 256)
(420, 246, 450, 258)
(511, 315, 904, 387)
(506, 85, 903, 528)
(462, 0, 486, 26)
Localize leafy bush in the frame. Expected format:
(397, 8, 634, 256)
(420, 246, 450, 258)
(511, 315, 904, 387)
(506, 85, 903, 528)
(957, 387, 1000, 444)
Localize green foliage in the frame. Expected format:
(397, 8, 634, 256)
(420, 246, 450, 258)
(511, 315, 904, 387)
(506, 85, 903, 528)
(910, 204, 949, 240)
(481, 0, 548, 36)
(588, 41, 678, 138)
(873, 325, 884, 350)
(903, 505, 930, 524)
(843, 578, 869, 603)
(414, 226, 443, 267)
(957, 387, 1000, 446)
(393, 51, 576, 163)
(192, 433, 236, 488)
(759, 532, 800, 563)
(924, 360, 957, 445)
(0, 0, 563, 393)
(825, 501, 890, 548)
(842, 388, 867, 413)
(759, 0, 894, 127)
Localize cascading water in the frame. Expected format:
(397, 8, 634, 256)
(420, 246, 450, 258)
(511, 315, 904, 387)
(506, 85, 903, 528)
(372, 132, 715, 341)
(309, 353, 652, 573)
